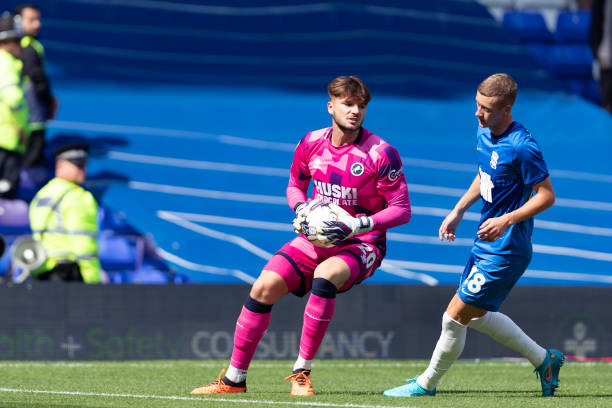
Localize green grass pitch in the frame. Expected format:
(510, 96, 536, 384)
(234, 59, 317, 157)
(0, 359, 610, 407)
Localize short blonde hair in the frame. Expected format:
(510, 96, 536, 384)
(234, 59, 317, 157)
(327, 76, 371, 105)
(477, 73, 517, 107)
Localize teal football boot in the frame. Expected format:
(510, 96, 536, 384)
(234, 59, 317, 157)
(383, 376, 436, 397)
(535, 349, 565, 397)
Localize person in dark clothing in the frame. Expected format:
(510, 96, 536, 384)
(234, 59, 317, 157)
(590, 0, 612, 113)
(0, 11, 28, 198)
(14, 3, 58, 165)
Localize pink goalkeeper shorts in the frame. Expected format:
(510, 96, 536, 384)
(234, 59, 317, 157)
(262, 235, 385, 297)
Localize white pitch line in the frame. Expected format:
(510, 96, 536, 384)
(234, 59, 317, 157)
(130, 181, 286, 204)
(158, 210, 612, 263)
(155, 247, 255, 283)
(0, 387, 411, 408)
(49, 120, 612, 183)
(378, 261, 439, 286)
(402, 157, 612, 184)
(164, 208, 612, 239)
(128, 178, 612, 214)
(385, 259, 612, 284)
(108, 151, 287, 176)
(158, 211, 273, 261)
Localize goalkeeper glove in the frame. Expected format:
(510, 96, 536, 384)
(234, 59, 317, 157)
(292, 201, 309, 234)
(321, 213, 373, 245)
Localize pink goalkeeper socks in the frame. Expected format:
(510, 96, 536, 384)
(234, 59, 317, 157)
(230, 306, 271, 370)
(299, 293, 336, 360)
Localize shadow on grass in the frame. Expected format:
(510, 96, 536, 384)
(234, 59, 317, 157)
(1, 405, 105, 408)
(438, 390, 612, 398)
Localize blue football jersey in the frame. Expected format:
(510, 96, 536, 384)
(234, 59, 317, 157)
(472, 121, 549, 262)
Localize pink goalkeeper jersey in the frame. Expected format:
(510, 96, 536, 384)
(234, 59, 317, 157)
(287, 126, 411, 244)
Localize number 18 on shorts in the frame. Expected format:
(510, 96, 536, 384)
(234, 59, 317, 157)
(457, 254, 529, 312)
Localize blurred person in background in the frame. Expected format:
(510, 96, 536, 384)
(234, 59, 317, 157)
(14, 3, 58, 165)
(383, 74, 563, 398)
(590, 0, 612, 113)
(29, 143, 101, 283)
(0, 11, 28, 199)
(190, 76, 411, 397)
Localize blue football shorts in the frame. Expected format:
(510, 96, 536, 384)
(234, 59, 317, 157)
(456, 253, 530, 312)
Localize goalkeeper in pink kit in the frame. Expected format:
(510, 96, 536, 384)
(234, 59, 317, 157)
(190, 76, 411, 396)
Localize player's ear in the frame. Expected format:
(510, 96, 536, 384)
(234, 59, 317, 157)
(327, 100, 333, 115)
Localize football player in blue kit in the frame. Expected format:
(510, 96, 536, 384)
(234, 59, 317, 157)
(384, 73, 564, 398)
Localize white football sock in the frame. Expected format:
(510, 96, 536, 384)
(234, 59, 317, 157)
(293, 355, 312, 371)
(418, 312, 467, 391)
(468, 311, 547, 367)
(225, 365, 248, 383)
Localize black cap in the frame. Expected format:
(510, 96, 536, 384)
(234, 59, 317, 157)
(53, 143, 89, 167)
(0, 12, 23, 42)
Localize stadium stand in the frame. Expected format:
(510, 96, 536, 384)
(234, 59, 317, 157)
(0, 171, 178, 283)
(0, 0, 608, 286)
(482, 0, 601, 104)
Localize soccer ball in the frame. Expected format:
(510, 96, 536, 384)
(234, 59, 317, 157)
(302, 201, 340, 248)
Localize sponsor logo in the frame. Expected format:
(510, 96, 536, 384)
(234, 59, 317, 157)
(191, 330, 395, 359)
(312, 158, 323, 171)
(312, 180, 358, 206)
(388, 168, 402, 182)
(563, 321, 597, 359)
(350, 162, 364, 176)
(490, 151, 498, 170)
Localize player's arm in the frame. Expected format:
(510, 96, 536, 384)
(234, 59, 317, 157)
(477, 176, 554, 242)
(287, 136, 312, 232)
(439, 174, 481, 241)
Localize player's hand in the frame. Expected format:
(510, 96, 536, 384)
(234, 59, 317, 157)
(292, 202, 309, 234)
(320, 213, 373, 245)
(439, 209, 463, 242)
(477, 215, 510, 242)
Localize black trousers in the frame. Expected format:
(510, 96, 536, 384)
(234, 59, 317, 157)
(37, 262, 83, 282)
(23, 129, 46, 166)
(0, 148, 23, 199)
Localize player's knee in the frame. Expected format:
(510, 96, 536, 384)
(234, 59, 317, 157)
(244, 295, 273, 314)
(313, 259, 349, 288)
(311, 277, 337, 298)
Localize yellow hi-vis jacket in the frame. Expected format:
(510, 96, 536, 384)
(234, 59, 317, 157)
(29, 177, 101, 283)
(0, 50, 29, 152)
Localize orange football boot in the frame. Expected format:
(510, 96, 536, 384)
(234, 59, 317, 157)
(190, 369, 246, 395)
(284, 369, 315, 396)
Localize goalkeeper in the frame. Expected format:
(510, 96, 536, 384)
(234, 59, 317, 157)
(191, 76, 411, 397)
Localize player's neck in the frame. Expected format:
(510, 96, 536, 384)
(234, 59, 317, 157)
(490, 116, 514, 137)
(330, 125, 360, 147)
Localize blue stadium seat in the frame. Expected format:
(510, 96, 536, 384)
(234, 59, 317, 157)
(0, 235, 17, 277)
(548, 44, 594, 77)
(97, 206, 139, 235)
(0, 199, 31, 235)
(98, 233, 144, 271)
(526, 43, 554, 68)
(17, 166, 52, 201)
(580, 79, 602, 104)
(124, 266, 170, 284)
(502, 11, 554, 43)
(527, 44, 594, 77)
(555, 11, 591, 43)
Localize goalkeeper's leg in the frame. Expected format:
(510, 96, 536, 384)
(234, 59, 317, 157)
(289, 257, 353, 396)
(191, 270, 288, 395)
